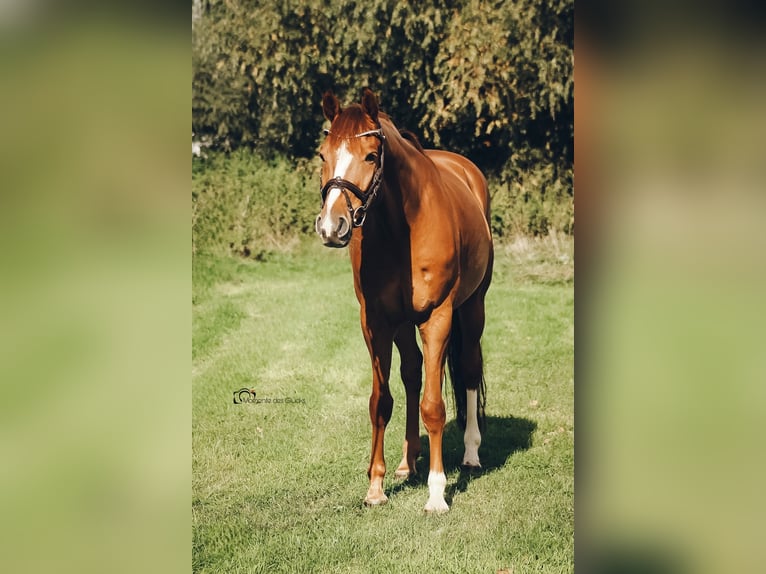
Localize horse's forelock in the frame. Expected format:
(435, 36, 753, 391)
(329, 105, 377, 139)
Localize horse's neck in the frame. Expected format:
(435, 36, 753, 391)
(379, 121, 432, 218)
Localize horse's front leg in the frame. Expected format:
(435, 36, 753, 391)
(361, 313, 394, 506)
(393, 322, 422, 479)
(419, 304, 453, 513)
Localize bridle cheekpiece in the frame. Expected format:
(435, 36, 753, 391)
(320, 127, 386, 228)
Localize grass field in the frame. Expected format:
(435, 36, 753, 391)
(193, 236, 573, 573)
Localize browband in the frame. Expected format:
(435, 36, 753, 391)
(323, 128, 385, 141)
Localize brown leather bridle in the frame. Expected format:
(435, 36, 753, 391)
(320, 128, 386, 228)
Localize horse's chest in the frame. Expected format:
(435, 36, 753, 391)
(355, 265, 439, 319)
(353, 237, 455, 319)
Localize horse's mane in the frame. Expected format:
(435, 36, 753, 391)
(376, 112, 426, 155)
(335, 108, 427, 155)
(398, 129, 425, 153)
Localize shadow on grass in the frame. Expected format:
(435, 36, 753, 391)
(384, 415, 537, 502)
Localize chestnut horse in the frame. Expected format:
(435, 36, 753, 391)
(315, 88, 493, 512)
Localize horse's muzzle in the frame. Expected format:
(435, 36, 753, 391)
(315, 213, 351, 247)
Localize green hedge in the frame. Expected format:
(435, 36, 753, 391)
(192, 150, 572, 259)
(192, 151, 319, 259)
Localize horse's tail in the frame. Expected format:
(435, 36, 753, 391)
(446, 310, 486, 431)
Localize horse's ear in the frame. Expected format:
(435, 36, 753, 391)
(360, 88, 379, 123)
(322, 90, 341, 122)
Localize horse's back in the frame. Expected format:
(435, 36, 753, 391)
(425, 150, 490, 222)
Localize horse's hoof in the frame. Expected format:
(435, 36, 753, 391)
(461, 462, 482, 473)
(394, 467, 415, 480)
(423, 498, 449, 514)
(363, 493, 388, 507)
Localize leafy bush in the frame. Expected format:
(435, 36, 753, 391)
(489, 147, 574, 238)
(192, 151, 319, 258)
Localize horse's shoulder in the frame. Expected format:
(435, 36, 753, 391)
(423, 150, 489, 218)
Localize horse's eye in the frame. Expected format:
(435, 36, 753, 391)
(365, 152, 378, 163)
(319, 153, 325, 162)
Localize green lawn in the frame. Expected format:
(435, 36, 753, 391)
(193, 238, 573, 573)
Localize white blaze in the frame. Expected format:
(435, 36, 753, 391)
(319, 188, 342, 236)
(319, 142, 354, 237)
(333, 141, 354, 179)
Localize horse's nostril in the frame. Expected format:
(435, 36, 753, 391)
(315, 215, 322, 234)
(337, 217, 349, 237)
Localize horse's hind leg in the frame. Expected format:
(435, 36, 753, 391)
(457, 284, 490, 469)
(393, 323, 422, 479)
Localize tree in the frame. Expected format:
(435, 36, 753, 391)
(193, 0, 574, 235)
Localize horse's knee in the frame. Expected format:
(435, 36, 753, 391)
(370, 390, 394, 425)
(420, 397, 445, 432)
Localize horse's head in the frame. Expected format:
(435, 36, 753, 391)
(315, 88, 386, 248)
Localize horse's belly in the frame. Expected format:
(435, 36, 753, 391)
(455, 235, 492, 306)
(406, 257, 487, 317)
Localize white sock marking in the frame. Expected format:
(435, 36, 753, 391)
(462, 389, 482, 467)
(425, 470, 448, 512)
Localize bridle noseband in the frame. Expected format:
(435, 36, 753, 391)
(320, 128, 386, 228)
